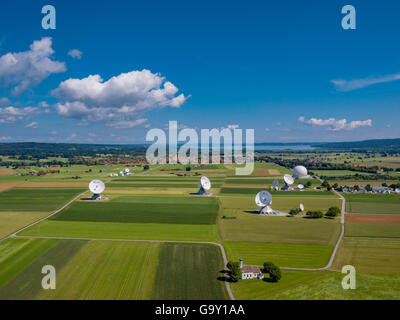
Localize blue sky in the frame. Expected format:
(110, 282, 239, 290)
(0, 0, 399, 143)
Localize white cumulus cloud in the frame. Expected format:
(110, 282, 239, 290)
(0, 106, 39, 124)
(0, 37, 66, 95)
(52, 69, 189, 128)
(298, 116, 372, 131)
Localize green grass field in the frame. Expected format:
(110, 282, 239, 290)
(219, 196, 341, 214)
(0, 239, 160, 300)
(20, 220, 218, 242)
(0, 238, 58, 289)
(0, 240, 87, 299)
(231, 270, 400, 300)
(332, 237, 400, 273)
(153, 243, 228, 300)
(108, 182, 222, 189)
(345, 223, 400, 238)
(223, 241, 333, 268)
(345, 193, 400, 214)
(0, 212, 49, 239)
(0, 188, 83, 212)
(220, 188, 336, 196)
(346, 202, 400, 215)
(37, 241, 160, 300)
(220, 216, 340, 245)
(0, 239, 230, 299)
(52, 195, 219, 225)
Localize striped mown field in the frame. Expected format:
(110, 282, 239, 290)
(0, 239, 227, 300)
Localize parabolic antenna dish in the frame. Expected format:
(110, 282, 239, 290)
(200, 176, 211, 190)
(298, 184, 304, 190)
(292, 166, 308, 178)
(300, 203, 305, 212)
(255, 190, 272, 207)
(125, 168, 130, 173)
(272, 179, 279, 188)
(89, 180, 105, 194)
(283, 174, 294, 185)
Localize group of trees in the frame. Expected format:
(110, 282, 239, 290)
(289, 206, 340, 219)
(263, 262, 281, 282)
(306, 206, 340, 219)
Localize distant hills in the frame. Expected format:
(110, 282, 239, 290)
(313, 138, 400, 150)
(0, 138, 399, 158)
(0, 142, 147, 158)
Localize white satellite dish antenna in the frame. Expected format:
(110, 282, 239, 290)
(201, 176, 211, 190)
(125, 168, 130, 173)
(298, 184, 304, 190)
(283, 174, 294, 186)
(272, 179, 279, 188)
(299, 203, 304, 212)
(255, 190, 274, 215)
(89, 180, 105, 200)
(292, 166, 308, 178)
(120, 170, 124, 176)
(193, 176, 212, 195)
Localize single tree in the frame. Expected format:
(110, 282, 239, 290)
(227, 261, 241, 282)
(269, 266, 282, 282)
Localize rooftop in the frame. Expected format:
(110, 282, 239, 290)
(242, 265, 262, 274)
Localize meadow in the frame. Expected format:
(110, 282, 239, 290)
(345, 223, 400, 238)
(37, 241, 160, 300)
(345, 193, 400, 214)
(331, 237, 400, 273)
(0, 238, 58, 289)
(230, 270, 400, 300)
(223, 241, 333, 268)
(21, 220, 219, 242)
(153, 243, 228, 300)
(0, 239, 160, 300)
(218, 195, 341, 213)
(0, 188, 84, 212)
(52, 195, 219, 225)
(0, 239, 228, 300)
(219, 215, 340, 245)
(0, 212, 49, 239)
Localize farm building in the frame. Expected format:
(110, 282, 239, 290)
(240, 259, 264, 280)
